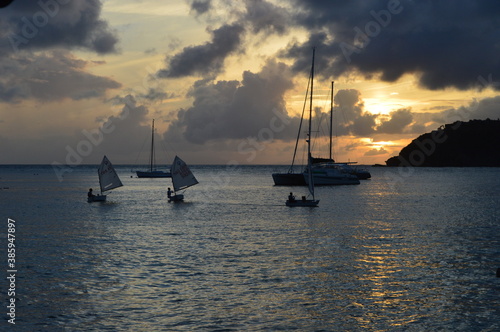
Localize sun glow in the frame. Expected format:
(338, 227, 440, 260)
(371, 141, 396, 146)
(364, 97, 412, 115)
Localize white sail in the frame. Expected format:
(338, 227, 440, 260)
(98, 155, 123, 193)
(171, 155, 198, 192)
(307, 47, 316, 201)
(307, 153, 314, 198)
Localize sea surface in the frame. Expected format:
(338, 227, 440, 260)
(1, 165, 499, 331)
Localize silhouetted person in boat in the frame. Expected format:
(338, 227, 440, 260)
(288, 192, 295, 202)
(167, 187, 172, 199)
(88, 188, 95, 198)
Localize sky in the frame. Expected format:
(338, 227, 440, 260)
(1, 0, 500, 166)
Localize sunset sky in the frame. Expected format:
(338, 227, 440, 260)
(1, 0, 500, 166)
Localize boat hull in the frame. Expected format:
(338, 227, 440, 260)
(306, 174, 360, 185)
(272, 173, 306, 186)
(333, 163, 371, 179)
(354, 170, 371, 180)
(136, 171, 171, 178)
(168, 194, 184, 202)
(88, 194, 106, 202)
(286, 199, 319, 207)
(305, 164, 360, 185)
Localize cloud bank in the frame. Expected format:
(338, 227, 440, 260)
(0, 51, 121, 102)
(164, 0, 500, 150)
(1, 0, 118, 55)
(158, 0, 290, 78)
(157, 23, 244, 78)
(178, 0, 500, 91)
(0, 0, 121, 103)
(164, 60, 299, 143)
(285, 0, 500, 91)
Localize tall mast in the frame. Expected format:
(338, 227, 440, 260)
(307, 47, 315, 199)
(330, 81, 334, 161)
(150, 119, 155, 172)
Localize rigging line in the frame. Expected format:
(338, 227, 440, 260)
(159, 137, 173, 165)
(289, 69, 312, 173)
(310, 83, 333, 158)
(152, 119, 174, 167)
(151, 119, 155, 171)
(321, 93, 339, 161)
(330, 81, 334, 161)
(151, 120, 172, 169)
(132, 129, 150, 169)
(158, 127, 180, 165)
(311, 113, 324, 156)
(312, 98, 328, 156)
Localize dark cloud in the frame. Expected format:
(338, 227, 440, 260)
(157, 23, 244, 78)
(334, 89, 377, 136)
(0, 1, 120, 103)
(0, 0, 118, 55)
(435, 96, 500, 124)
(178, 1, 500, 93)
(0, 51, 120, 103)
(164, 60, 299, 143)
(243, 0, 289, 35)
(160, 0, 289, 79)
(376, 108, 413, 134)
(189, 0, 212, 16)
(94, 95, 153, 158)
(137, 88, 175, 103)
(282, 0, 500, 91)
(369, 95, 500, 140)
(364, 147, 388, 156)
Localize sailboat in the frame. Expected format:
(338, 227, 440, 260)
(272, 58, 358, 186)
(286, 48, 319, 207)
(88, 155, 123, 202)
(167, 155, 198, 202)
(309, 81, 370, 181)
(271, 67, 310, 186)
(295, 80, 359, 186)
(136, 119, 171, 178)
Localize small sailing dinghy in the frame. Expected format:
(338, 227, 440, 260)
(286, 151, 319, 207)
(286, 48, 319, 207)
(88, 155, 123, 202)
(168, 155, 198, 202)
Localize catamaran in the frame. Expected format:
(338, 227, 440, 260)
(88, 155, 123, 202)
(167, 156, 198, 202)
(272, 62, 359, 186)
(308, 81, 370, 182)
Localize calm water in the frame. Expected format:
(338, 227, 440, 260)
(1, 165, 499, 331)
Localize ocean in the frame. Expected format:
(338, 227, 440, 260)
(1, 165, 499, 331)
